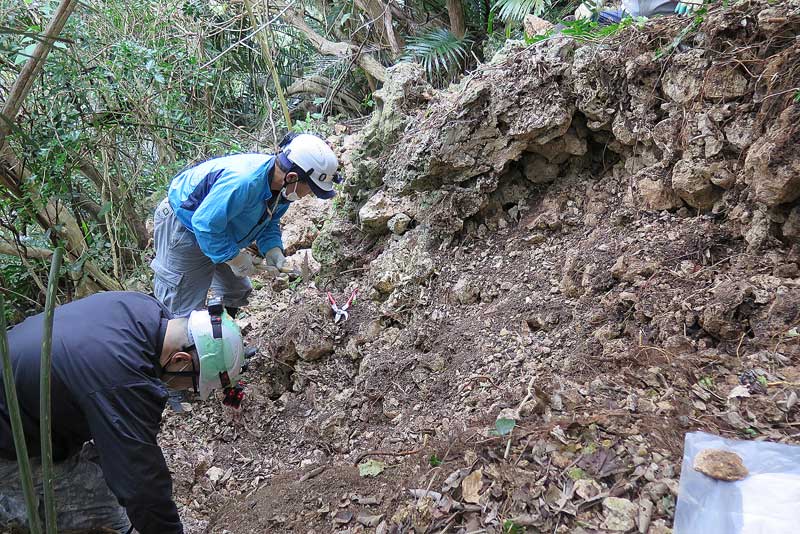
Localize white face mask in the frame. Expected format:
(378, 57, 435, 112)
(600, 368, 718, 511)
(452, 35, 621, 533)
(281, 181, 300, 202)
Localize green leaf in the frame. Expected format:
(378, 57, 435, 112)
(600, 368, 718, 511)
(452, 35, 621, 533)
(495, 417, 516, 436)
(358, 459, 386, 477)
(786, 327, 799, 338)
(567, 467, 587, 480)
(503, 520, 524, 534)
(97, 202, 113, 218)
(14, 43, 37, 65)
(429, 454, 442, 467)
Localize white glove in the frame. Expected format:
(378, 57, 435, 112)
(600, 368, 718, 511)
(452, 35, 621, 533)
(225, 251, 255, 278)
(675, 0, 703, 16)
(251, 254, 279, 278)
(263, 246, 299, 276)
(575, 0, 603, 20)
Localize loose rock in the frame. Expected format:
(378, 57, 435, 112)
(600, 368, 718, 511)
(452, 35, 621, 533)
(693, 449, 749, 481)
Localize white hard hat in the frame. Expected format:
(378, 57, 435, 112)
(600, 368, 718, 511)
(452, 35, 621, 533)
(278, 133, 341, 199)
(187, 309, 244, 400)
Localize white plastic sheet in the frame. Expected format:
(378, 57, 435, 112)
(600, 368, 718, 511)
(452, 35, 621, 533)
(674, 431, 800, 534)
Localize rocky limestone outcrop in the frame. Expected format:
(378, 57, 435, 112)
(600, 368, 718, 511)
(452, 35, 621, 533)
(331, 0, 800, 256)
(307, 0, 800, 344)
(282, 196, 329, 255)
(357, 190, 417, 235)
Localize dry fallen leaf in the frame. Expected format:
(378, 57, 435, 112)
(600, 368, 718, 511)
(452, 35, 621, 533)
(461, 469, 483, 504)
(206, 466, 224, 483)
(358, 459, 386, 477)
(787, 390, 798, 411)
(574, 478, 603, 500)
(356, 513, 384, 527)
(727, 385, 751, 399)
(334, 511, 353, 524)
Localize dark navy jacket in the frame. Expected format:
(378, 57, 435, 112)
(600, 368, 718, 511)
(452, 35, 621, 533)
(0, 292, 182, 534)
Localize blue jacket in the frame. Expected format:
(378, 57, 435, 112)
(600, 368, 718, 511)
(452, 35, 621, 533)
(167, 154, 290, 263)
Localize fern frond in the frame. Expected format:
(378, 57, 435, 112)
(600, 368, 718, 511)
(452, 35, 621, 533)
(492, 0, 550, 22)
(402, 27, 473, 80)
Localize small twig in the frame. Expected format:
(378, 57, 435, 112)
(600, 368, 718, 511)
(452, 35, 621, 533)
(299, 465, 326, 482)
(736, 333, 746, 359)
(755, 86, 800, 103)
(353, 445, 424, 465)
(339, 266, 369, 275)
(517, 376, 536, 413)
(699, 384, 726, 403)
(474, 436, 502, 445)
(503, 437, 512, 460)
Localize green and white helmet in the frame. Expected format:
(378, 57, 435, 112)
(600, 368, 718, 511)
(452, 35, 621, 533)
(187, 309, 244, 400)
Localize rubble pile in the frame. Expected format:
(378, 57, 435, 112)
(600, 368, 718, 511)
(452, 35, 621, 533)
(160, 1, 800, 532)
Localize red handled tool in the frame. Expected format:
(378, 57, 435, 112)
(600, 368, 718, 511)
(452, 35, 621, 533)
(326, 288, 358, 323)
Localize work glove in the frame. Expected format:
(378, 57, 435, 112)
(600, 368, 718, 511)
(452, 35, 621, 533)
(226, 251, 255, 278)
(575, 0, 603, 20)
(258, 247, 301, 278)
(675, 0, 703, 16)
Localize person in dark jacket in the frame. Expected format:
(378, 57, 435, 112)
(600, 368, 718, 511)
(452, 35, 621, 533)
(0, 291, 245, 534)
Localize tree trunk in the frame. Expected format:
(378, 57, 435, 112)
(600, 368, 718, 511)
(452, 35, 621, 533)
(0, 0, 79, 144)
(354, 0, 404, 58)
(281, 7, 388, 82)
(0, 154, 123, 291)
(447, 0, 466, 39)
(244, 0, 293, 129)
(78, 159, 149, 250)
(383, 5, 404, 56)
(286, 76, 362, 115)
(0, 240, 54, 260)
(0, 0, 123, 292)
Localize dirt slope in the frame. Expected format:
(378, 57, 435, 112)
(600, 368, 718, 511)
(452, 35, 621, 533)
(161, 2, 800, 533)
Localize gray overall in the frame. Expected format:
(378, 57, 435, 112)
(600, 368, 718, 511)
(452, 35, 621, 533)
(150, 197, 252, 317)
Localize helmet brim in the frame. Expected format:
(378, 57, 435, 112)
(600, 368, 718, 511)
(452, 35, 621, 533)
(306, 177, 336, 199)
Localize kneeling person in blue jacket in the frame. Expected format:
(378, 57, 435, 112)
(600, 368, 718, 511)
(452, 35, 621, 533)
(0, 291, 245, 533)
(151, 132, 341, 317)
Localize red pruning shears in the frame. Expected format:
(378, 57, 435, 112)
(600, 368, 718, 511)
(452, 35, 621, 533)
(327, 288, 358, 324)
